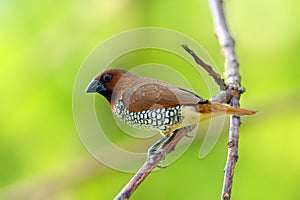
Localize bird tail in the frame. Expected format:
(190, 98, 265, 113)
(198, 102, 256, 116)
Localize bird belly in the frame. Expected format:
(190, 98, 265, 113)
(176, 105, 211, 128)
(113, 99, 184, 132)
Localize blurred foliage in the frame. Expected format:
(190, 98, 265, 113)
(1, 0, 300, 199)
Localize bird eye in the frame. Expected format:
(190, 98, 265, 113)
(102, 73, 112, 83)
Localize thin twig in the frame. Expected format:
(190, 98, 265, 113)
(114, 125, 195, 200)
(209, 0, 242, 199)
(181, 44, 237, 104)
(182, 44, 227, 91)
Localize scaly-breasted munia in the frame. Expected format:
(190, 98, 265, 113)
(86, 69, 255, 156)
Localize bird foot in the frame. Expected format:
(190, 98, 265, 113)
(147, 149, 167, 168)
(146, 133, 173, 168)
(147, 135, 169, 157)
(147, 148, 166, 160)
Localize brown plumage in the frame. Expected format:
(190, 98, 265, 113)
(86, 69, 255, 134)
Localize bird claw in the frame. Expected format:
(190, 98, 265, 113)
(147, 148, 166, 160)
(185, 133, 194, 138)
(157, 164, 167, 169)
(147, 135, 169, 157)
(147, 149, 167, 168)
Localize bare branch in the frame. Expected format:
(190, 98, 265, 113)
(209, 0, 243, 199)
(210, 89, 233, 103)
(182, 44, 227, 90)
(209, 0, 240, 87)
(114, 126, 195, 200)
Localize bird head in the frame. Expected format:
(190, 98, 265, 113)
(86, 69, 138, 104)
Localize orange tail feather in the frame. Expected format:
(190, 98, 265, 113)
(199, 102, 256, 116)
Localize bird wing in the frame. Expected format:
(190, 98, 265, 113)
(122, 80, 207, 113)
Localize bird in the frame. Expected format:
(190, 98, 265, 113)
(86, 69, 255, 158)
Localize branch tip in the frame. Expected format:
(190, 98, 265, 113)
(181, 44, 227, 90)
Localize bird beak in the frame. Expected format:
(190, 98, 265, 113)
(86, 79, 106, 93)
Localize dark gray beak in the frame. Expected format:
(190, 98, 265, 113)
(86, 79, 106, 93)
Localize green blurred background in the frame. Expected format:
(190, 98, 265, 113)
(1, 0, 300, 199)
